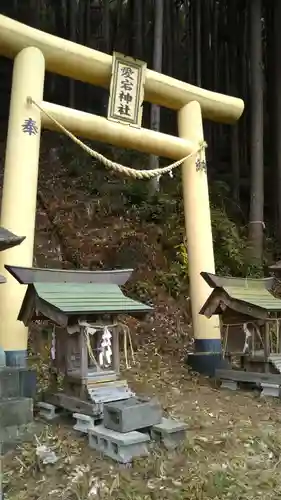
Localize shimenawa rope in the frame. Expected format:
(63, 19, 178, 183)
(27, 97, 207, 180)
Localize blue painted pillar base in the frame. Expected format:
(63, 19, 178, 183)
(5, 350, 27, 368)
(186, 339, 231, 377)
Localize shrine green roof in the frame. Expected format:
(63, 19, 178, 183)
(223, 285, 281, 311)
(200, 272, 281, 320)
(34, 282, 151, 313)
(18, 282, 153, 326)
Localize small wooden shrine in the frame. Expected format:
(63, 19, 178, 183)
(200, 272, 281, 373)
(6, 265, 153, 416)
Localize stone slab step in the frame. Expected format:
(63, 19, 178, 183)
(88, 424, 150, 463)
(151, 417, 188, 449)
(260, 382, 280, 398)
(73, 412, 102, 433)
(37, 401, 59, 421)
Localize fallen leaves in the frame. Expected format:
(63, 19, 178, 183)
(3, 349, 281, 500)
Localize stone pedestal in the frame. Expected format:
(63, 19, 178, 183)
(0, 367, 35, 454)
(0, 366, 36, 399)
(0, 397, 33, 427)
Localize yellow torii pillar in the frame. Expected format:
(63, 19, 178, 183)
(0, 46, 45, 367)
(178, 103, 222, 374)
(0, 14, 244, 372)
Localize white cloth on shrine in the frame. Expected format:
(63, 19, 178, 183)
(242, 323, 252, 353)
(98, 327, 112, 367)
(50, 327, 56, 360)
(75, 320, 113, 367)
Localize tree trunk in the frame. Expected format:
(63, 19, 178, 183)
(148, 0, 164, 194)
(201, 0, 213, 167)
(165, 0, 173, 76)
(100, 0, 111, 115)
(240, 4, 249, 180)
(67, 0, 78, 108)
(273, 0, 281, 244)
(132, 0, 143, 59)
(248, 0, 264, 265)
(195, 0, 202, 86)
(103, 0, 110, 53)
(227, 1, 240, 205)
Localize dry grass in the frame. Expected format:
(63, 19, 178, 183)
(3, 346, 281, 500)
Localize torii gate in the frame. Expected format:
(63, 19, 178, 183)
(0, 14, 244, 373)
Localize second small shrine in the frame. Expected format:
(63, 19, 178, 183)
(6, 265, 152, 416)
(199, 271, 281, 397)
(200, 271, 281, 371)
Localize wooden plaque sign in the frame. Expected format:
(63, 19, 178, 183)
(107, 52, 146, 128)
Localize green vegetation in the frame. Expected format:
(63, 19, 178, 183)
(49, 139, 271, 297)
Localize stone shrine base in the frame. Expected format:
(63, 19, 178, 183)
(0, 367, 36, 454)
(38, 394, 188, 464)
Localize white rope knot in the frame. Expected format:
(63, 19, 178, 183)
(28, 97, 207, 180)
(195, 140, 207, 171)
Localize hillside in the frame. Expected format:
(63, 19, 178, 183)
(29, 131, 194, 354)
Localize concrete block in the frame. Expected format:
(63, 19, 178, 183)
(151, 417, 187, 450)
(261, 383, 280, 398)
(220, 379, 238, 391)
(19, 368, 37, 399)
(0, 397, 33, 428)
(73, 412, 101, 433)
(88, 424, 150, 463)
(0, 367, 36, 399)
(103, 396, 162, 433)
(37, 402, 58, 421)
